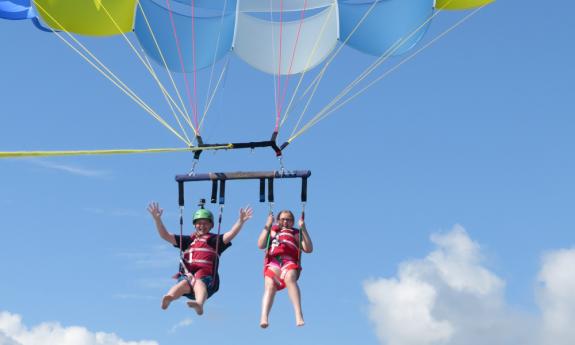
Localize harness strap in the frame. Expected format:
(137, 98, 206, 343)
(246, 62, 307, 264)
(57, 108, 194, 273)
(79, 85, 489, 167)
(211, 204, 224, 286)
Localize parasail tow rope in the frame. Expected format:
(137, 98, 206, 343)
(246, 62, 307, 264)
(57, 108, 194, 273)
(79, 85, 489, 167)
(289, 4, 486, 143)
(0, 146, 233, 159)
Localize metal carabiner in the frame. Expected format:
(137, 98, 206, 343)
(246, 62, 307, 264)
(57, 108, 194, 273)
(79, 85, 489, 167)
(188, 158, 199, 176)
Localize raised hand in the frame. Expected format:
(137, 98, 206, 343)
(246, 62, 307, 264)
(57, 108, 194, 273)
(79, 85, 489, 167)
(147, 202, 163, 220)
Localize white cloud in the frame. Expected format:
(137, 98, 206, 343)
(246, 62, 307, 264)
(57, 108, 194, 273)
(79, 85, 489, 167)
(364, 225, 542, 345)
(169, 318, 193, 333)
(27, 159, 110, 177)
(0, 311, 157, 345)
(538, 248, 575, 345)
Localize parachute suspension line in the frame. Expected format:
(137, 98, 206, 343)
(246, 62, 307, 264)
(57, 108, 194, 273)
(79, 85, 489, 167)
(165, 0, 200, 137)
(317, 9, 444, 116)
(32, 1, 192, 146)
(141, 53, 193, 145)
(190, 0, 200, 131)
(292, 9, 442, 139)
(98, 0, 195, 137)
(280, 3, 336, 129)
(137, 2, 196, 133)
(289, 6, 486, 143)
(300, 0, 379, 100)
(202, 0, 230, 125)
(276, 0, 309, 134)
(274, 0, 285, 132)
(287, 0, 380, 139)
(200, 56, 231, 129)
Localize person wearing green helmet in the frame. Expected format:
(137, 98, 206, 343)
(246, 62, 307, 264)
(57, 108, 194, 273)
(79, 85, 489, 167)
(148, 201, 253, 315)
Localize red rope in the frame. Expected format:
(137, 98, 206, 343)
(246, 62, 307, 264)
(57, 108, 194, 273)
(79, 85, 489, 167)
(191, 0, 199, 130)
(274, 0, 284, 132)
(165, 0, 199, 135)
(278, 1, 308, 123)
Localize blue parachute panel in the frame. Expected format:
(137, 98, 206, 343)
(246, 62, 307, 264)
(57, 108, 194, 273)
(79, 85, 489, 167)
(0, 0, 36, 20)
(338, 0, 434, 56)
(134, 0, 234, 72)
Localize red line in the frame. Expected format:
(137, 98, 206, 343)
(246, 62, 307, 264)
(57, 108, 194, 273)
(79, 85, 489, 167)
(278, 0, 308, 123)
(191, 0, 199, 131)
(165, 0, 198, 136)
(275, 0, 284, 132)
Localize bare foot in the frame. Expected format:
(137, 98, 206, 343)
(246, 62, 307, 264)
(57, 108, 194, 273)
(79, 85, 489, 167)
(187, 300, 204, 315)
(161, 295, 174, 310)
(296, 317, 305, 327)
(260, 318, 269, 329)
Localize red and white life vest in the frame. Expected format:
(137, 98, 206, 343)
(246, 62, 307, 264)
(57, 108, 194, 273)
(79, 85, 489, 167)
(268, 226, 300, 260)
(182, 233, 218, 278)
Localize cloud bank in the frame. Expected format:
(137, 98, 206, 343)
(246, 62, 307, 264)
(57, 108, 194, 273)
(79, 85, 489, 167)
(365, 225, 575, 345)
(0, 312, 157, 345)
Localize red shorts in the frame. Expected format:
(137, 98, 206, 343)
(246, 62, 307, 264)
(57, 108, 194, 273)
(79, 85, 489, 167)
(264, 255, 299, 290)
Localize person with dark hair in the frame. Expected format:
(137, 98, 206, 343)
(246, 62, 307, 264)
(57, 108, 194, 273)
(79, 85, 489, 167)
(257, 210, 313, 328)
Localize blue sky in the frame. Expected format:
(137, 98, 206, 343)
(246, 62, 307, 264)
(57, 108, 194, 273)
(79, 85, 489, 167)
(2, 1, 575, 345)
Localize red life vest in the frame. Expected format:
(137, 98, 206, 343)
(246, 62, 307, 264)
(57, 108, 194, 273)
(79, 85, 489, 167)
(268, 226, 300, 260)
(182, 233, 218, 278)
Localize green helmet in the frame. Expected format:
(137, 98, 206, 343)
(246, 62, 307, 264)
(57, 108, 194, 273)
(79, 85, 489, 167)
(193, 208, 213, 224)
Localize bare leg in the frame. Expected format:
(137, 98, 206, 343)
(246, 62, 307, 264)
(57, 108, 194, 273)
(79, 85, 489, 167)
(186, 279, 208, 315)
(162, 280, 192, 310)
(260, 276, 278, 328)
(285, 270, 304, 326)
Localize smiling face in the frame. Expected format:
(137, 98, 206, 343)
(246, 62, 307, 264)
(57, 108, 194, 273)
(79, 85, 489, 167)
(194, 218, 213, 235)
(277, 210, 295, 229)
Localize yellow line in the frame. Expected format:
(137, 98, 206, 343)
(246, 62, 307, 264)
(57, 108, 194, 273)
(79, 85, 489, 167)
(141, 53, 192, 144)
(98, 1, 197, 135)
(0, 145, 234, 159)
(33, 2, 192, 146)
(299, 9, 444, 136)
(280, 3, 336, 130)
(200, 57, 230, 131)
(136, 2, 196, 133)
(289, 5, 485, 143)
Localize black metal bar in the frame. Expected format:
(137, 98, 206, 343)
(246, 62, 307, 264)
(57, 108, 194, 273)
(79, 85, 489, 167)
(211, 180, 218, 203)
(259, 178, 265, 203)
(267, 178, 274, 203)
(176, 170, 311, 182)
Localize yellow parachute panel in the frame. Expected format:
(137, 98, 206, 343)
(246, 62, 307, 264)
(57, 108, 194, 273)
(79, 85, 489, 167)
(34, 0, 136, 36)
(435, 0, 494, 10)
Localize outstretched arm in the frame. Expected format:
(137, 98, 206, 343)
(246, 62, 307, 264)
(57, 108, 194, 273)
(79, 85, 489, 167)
(147, 202, 176, 246)
(257, 213, 274, 249)
(299, 217, 313, 253)
(223, 206, 253, 244)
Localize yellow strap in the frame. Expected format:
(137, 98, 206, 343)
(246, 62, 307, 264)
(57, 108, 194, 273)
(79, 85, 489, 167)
(0, 145, 234, 159)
